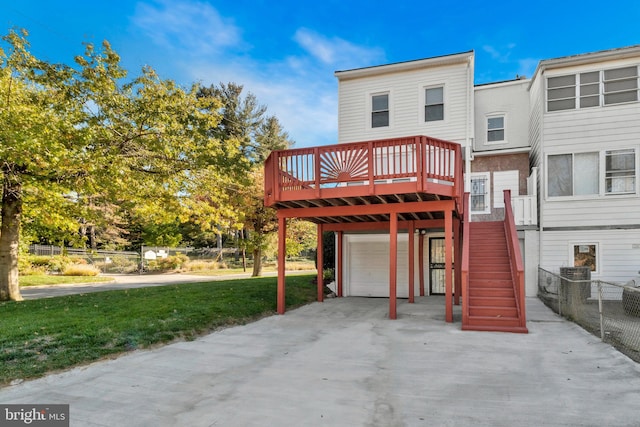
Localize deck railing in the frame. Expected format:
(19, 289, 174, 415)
(265, 136, 463, 206)
(461, 192, 471, 327)
(503, 189, 527, 329)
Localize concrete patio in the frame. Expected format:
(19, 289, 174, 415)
(1, 297, 639, 426)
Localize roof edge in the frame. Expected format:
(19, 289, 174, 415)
(335, 50, 474, 80)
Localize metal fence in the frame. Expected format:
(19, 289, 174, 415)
(28, 244, 244, 274)
(538, 267, 640, 363)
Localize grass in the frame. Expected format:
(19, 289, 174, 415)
(19, 275, 114, 287)
(0, 274, 316, 386)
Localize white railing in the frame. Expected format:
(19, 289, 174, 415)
(511, 195, 537, 226)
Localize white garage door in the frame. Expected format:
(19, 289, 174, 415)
(346, 234, 411, 298)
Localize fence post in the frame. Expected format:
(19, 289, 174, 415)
(598, 281, 605, 341)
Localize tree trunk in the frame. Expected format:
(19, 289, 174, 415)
(0, 172, 24, 301)
(251, 247, 263, 277)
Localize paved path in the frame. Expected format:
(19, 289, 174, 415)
(20, 271, 311, 299)
(1, 297, 639, 426)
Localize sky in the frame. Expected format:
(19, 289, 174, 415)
(1, 1, 640, 148)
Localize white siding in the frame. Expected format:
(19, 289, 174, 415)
(474, 79, 530, 151)
(337, 62, 471, 145)
(540, 230, 640, 283)
(541, 103, 640, 228)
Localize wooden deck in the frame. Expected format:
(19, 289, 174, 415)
(264, 135, 464, 223)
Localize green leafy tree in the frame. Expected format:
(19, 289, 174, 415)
(0, 29, 232, 301)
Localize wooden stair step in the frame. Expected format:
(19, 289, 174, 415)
(469, 296, 516, 307)
(469, 287, 515, 298)
(465, 315, 521, 328)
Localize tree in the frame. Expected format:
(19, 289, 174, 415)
(0, 29, 232, 301)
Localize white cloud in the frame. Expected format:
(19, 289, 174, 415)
(482, 44, 512, 62)
(130, 2, 383, 148)
(132, 0, 242, 53)
(293, 28, 384, 68)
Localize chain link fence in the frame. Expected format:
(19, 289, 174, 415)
(28, 244, 243, 274)
(538, 267, 640, 363)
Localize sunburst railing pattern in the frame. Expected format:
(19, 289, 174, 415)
(264, 135, 463, 205)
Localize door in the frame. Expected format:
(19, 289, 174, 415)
(429, 237, 454, 295)
(429, 237, 446, 295)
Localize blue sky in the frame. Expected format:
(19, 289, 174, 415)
(2, 0, 639, 148)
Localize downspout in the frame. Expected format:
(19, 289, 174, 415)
(465, 54, 475, 194)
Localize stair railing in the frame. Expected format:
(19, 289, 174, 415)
(461, 192, 470, 327)
(503, 189, 527, 328)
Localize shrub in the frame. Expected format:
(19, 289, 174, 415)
(184, 260, 220, 271)
(25, 255, 72, 273)
(147, 254, 189, 272)
(62, 264, 100, 276)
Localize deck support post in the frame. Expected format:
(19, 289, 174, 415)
(445, 209, 453, 323)
(337, 231, 343, 297)
(419, 232, 425, 296)
(389, 212, 398, 319)
(454, 216, 461, 306)
(277, 215, 287, 314)
(317, 224, 324, 303)
(408, 221, 415, 303)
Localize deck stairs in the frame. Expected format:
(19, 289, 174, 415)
(463, 221, 528, 333)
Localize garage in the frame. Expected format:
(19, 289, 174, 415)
(344, 233, 423, 298)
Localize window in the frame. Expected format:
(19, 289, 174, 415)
(572, 243, 598, 273)
(371, 93, 389, 128)
(604, 66, 638, 105)
(548, 149, 637, 197)
(487, 116, 505, 142)
(548, 152, 599, 197)
(606, 149, 636, 194)
(579, 71, 600, 108)
(548, 66, 639, 112)
(470, 173, 490, 214)
(547, 75, 576, 111)
(425, 87, 444, 122)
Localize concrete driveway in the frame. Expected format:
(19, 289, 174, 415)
(1, 297, 639, 426)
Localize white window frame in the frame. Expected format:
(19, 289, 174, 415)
(568, 241, 600, 275)
(423, 85, 445, 122)
(486, 113, 506, 145)
(470, 172, 491, 214)
(547, 65, 639, 113)
(605, 148, 637, 195)
(546, 147, 638, 199)
(603, 65, 638, 106)
(370, 91, 390, 129)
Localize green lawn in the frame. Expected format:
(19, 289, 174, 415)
(0, 274, 316, 385)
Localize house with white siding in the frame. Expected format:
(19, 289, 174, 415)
(264, 43, 640, 332)
(529, 45, 640, 283)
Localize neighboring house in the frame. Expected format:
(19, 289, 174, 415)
(529, 45, 640, 284)
(471, 78, 539, 296)
(264, 43, 640, 332)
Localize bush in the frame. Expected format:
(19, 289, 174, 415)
(147, 254, 189, 272)
(62, 264, 100, 276)
(24, 255, 72, 274)
(184, 260, 227, 271)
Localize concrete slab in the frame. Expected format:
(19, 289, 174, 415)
(1, 297, 639, 426)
